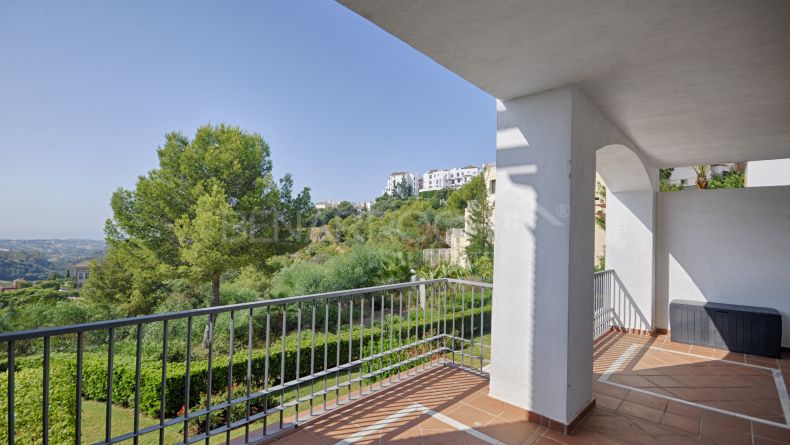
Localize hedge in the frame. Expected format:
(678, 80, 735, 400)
(0, 358, 76, 445)
(7, 304, 490, 419)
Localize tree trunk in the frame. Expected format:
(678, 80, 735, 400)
(202, 275, 221, 348)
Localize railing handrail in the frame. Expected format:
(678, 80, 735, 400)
(446, 277, 493, 288)
(0, 277, 492, 342)
(594, 269, 614, 276)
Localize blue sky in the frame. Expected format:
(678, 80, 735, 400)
(0, 1, 494, 239)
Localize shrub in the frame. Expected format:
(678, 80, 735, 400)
(5, 302, 490, 420)
(187, 385, 279, 435)
(268, 245, 392, 298)
(708, 170, 745, 189)
(0, 358, 77, 445)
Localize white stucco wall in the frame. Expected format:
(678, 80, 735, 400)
(605, 192, 655, 332)
(655, 186, 790, 346)
(747, 159, 790, 187)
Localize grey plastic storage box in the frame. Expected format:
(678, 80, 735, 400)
(669, 299, 782, 358)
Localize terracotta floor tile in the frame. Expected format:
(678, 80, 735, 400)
(446, 403, 499, 429)
(624, 390, 669, 411)
(498, 401, 529, 420)
(745, 355, 779, 369)
(594, 393, 623, 412)
(647, 435, 704, 445)
(421, 429, 469, 444)
(609, 375, 656, 388)
(254, 334, 790, 445)
(615, 400, 665, 424)
(519, 427, 549, 445)
(465, 391, 507, 417)
(533, 435, 567, 445)
(478, 417, 540, 444)
(660, 342, 692, 353)
(700, 425, 753, 445)
(665, 400, 703, 419)
(269, 430, 325, 445)
(714, 351, 745, 362)
(702, 410, 751, 432)
(688, 345, 716, 357)
(660, 412, 701, 435)
(752, 422, 790, 443)
(754, 436, 790, 445)
(383, 427, 422, 445)
(419, 415, 457, 431)
(592, 382, 629, 400)
(541, 428, 614, 445)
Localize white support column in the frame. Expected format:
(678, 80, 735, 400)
(490, 87, 600, 428)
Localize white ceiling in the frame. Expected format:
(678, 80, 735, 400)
(339, 0, 790, 167)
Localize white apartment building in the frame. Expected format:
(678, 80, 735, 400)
(383, 171, 416, 196)
(420, 165, 480, 192)
(421, 169, 447, 192)
(314, 201, 336, 210)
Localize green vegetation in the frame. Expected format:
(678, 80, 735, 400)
(88, 124, 313, 320)
(659, 166, 746, 192)
(0, 122, 495, 443)
(464, 176, 494, 266)
(0, 357, 76, 444)
(709, 170, 745, 189)
(0, 276, 85, 333)
(0, 250, 57, 281)
(594, 181, 606, 230)
(659, 168, 683, 192)
(1, 292, 490, 443)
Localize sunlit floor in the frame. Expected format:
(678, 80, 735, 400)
(254, 332, 790, 444)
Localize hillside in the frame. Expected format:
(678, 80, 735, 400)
(0, 239, 105, 280)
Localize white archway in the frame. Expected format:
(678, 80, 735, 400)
(596, 144, 657, 333)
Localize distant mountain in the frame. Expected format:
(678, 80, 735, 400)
(0, 239, 105, 281)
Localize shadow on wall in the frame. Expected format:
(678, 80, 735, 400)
(608, 270, 651, 333)
(492, 142, 541, 420)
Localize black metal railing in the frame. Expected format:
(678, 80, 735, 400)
(0, 278, 492, 445)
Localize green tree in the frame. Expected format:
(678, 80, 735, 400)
(91, 124, 312, 316)
(464, 176, 494, 264)
(446, 176, 484, 214)
(334, 201, 358, 219)
(659, 168, 683, 192)
(82, 242, 172, 317)
(393, 178, 413, 199)
(175, 185, 247, 345)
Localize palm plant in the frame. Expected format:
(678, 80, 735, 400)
(693, 165, 710, 189)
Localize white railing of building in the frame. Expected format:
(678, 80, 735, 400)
(593, 269, 615, 339)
